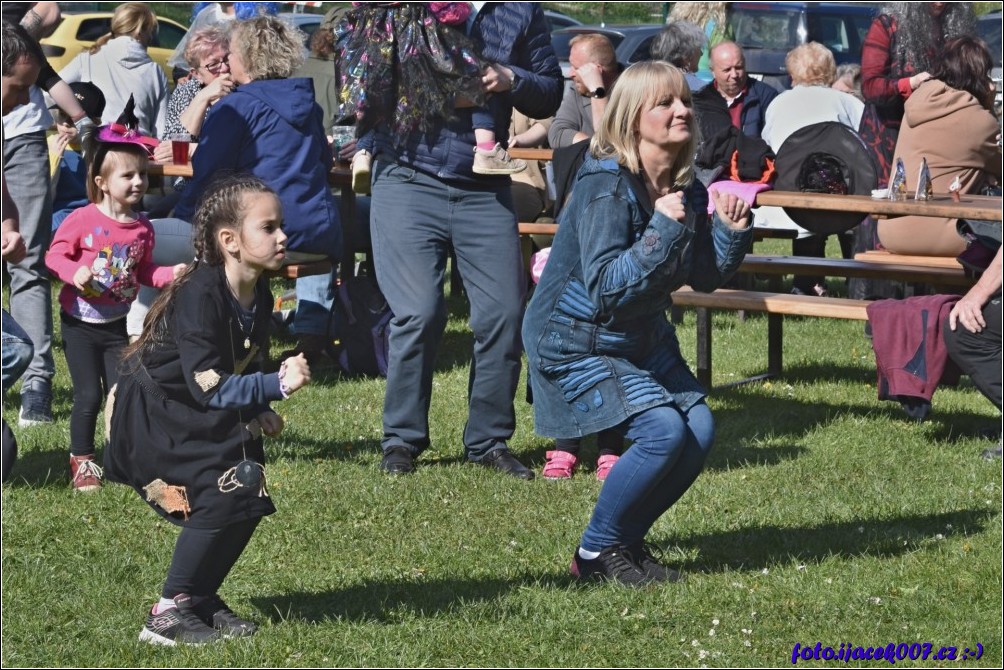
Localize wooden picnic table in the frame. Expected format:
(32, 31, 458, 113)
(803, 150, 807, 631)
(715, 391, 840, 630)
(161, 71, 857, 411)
(755, 191, 1003, 221)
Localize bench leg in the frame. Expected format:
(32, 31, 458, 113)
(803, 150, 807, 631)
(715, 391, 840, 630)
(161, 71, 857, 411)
(767, 313, 783, 377)
(696, 307, 712, 389)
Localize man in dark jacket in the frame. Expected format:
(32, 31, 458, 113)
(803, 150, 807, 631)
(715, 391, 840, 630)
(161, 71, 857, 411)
(370, 3, 562, 478)
(692, 41, 778, 140)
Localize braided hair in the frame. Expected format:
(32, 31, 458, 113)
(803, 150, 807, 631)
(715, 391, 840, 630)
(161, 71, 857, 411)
(124, 172, 276, 363)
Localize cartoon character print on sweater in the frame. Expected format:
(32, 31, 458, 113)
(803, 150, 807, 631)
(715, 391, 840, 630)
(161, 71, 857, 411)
(81, 229, 144, 302)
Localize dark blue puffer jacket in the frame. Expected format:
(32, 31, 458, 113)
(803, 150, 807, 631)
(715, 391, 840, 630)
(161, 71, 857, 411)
(174, 77, 342, 258)
(372, 2, 563, 184)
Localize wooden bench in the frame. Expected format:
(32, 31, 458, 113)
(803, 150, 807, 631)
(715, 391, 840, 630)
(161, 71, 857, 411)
(671, 287, 870, 388)
(739, 254, 972, 287)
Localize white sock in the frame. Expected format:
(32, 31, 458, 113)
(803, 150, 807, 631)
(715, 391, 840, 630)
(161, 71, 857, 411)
(153, 597, 176, 614)
(578, 547, 600, 560)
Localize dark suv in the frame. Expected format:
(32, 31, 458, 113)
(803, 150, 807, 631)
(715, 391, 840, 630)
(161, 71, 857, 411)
(729, 2, 878, 91)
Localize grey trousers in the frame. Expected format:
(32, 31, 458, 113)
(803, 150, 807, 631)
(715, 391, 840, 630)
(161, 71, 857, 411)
(370, 161, 525, 460)
(3, 131, 54, 397)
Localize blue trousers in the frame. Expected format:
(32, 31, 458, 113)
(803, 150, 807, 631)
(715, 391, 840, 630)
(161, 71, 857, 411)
(580, 403, 715, 551)
(370, 161, 524, 460)
(3, 131, 54, 397)
(2, 310, 34, 395)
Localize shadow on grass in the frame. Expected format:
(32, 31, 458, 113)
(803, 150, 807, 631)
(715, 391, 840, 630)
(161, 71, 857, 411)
(252, 572, 567, 624)
(665, 507, 996, 574)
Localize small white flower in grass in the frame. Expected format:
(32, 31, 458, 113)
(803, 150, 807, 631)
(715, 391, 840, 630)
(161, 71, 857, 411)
(797, 564, 806, 571)
(761, 567, 769, 575)
(825, 577, 832, 584)
(744, 640, 752, 648)
(708, 629, 716, 636)
(712, 618, 719, 626)
(869, 596, 882, 605)
(741, 628, 752, 635)
(946, 523, 953, 530)
(699, 649, 709, 660)
(692, 639, 700, 647)
(858, 526, 865, 533)
(935, 534, 945, 540)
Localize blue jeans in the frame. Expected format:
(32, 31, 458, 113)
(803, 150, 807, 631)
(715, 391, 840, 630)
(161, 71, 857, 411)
(2, 310, 34, 395)
(3, 131, 54, 398)
(580, 403, 715, 551)
(370, 161, 524, 460)
(293, 194, 372, 337)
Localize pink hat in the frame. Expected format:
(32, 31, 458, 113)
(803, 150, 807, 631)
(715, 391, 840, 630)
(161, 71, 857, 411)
(95, 95, 159, 156)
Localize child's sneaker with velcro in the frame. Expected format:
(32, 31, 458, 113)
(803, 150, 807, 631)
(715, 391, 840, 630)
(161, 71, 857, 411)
(472, 143, 526, 175)
(69, 454, 103, 492)
(139, 594, 221, 646)
(542, 450, 577, 479)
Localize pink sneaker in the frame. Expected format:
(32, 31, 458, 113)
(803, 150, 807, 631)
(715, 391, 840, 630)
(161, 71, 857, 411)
(595, 454, 620, 482)
(542, 450, 577, 480)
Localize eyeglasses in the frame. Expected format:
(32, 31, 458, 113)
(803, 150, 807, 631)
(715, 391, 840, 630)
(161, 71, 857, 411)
(200, 54, 230, 74)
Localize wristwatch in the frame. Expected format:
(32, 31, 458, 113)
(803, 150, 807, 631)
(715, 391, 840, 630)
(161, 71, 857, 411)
(588, 86, 607, 99)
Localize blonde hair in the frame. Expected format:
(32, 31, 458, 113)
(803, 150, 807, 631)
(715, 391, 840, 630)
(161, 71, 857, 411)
(786, 42, 837, 86)
(228, 15, 305, 81)
(669, 2, 729, 31)
(569, 33, 618, 70)
(89, 3, 157, 53)
(589, 60, 698, 188)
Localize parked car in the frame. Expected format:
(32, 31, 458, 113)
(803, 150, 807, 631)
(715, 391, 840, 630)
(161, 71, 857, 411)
(279, 11, 323, 48)
(544, 9, 582, 33)
(729, 2, 877, 91)
(39, 11, 188, 84)
(550, 24, 664, 78)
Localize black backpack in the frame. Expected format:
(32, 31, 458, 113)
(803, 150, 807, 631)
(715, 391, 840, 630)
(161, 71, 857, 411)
(334, 268, 392, 377)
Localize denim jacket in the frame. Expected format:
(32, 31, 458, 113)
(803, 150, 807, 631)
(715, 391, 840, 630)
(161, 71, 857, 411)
(522, 156, 753, 437)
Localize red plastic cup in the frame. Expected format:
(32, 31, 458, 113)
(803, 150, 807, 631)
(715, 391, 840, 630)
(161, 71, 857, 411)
(169, 134, 192, 165)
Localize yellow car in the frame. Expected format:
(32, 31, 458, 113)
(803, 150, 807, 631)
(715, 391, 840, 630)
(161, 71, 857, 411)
(40, 11, 188, 84)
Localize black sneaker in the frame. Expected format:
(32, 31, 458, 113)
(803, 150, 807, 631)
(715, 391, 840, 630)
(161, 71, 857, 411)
(627, 541, 683, 582)
(381, 447, 415, 474)
(570, 546, 653, 586)
(194, 594, 258, 638)
(18, 390, 53, 427)
(138, 594, 221, 646)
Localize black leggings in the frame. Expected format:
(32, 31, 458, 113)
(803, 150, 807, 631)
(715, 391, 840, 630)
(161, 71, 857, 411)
(60, 313, 127, 456)
(555, 429, 623, 457)
(163, 518, 261, 599)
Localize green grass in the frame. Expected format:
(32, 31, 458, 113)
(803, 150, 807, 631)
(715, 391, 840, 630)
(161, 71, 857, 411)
(3, 238, 1001, 666)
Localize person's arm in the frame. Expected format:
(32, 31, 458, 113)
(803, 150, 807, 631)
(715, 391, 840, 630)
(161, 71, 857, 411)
(577, 178, 697, 317)
(508, 117, 550, 148)
(43, 210, 86, 284)
(860, 16, 929, 106)
(949, 246, 1003, 334)
(486, 7, 563, 120)
(177, 76, 234, 137)
(548, 85, 587, 149)
(1, 178, 27, 264)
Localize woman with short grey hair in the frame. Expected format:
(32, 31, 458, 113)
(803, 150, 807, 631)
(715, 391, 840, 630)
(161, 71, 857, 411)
(650, 20, 707, 91)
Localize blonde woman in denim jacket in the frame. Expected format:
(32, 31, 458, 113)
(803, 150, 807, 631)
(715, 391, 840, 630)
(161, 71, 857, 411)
(522, 61, 753, 585)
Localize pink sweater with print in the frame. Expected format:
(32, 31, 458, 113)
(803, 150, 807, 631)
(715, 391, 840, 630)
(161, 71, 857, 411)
(45, 203, 174, 323)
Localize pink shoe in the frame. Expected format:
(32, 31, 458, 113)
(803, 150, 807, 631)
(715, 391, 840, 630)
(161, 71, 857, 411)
(542, 450, 577, 479)
(595, 454, 620, 482)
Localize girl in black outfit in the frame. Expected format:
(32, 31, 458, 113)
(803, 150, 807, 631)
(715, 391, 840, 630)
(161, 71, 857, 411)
(104, 173, 311, 646)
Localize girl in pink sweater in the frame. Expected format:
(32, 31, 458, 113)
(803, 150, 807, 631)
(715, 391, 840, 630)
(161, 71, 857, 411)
(45, 131, 184, 492)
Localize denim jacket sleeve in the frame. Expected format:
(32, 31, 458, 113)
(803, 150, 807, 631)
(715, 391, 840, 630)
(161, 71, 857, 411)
(577, 189, 695, 319)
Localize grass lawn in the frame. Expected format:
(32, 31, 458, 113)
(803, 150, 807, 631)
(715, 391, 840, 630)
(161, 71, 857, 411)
(2, 239, 1001, 667)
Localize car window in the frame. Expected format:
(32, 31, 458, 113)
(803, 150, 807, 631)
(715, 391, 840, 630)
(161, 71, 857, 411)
(807, 14, 851, 53)
(152, 22, 186, 50)
(76, 18, 111, 42)
(978, 15, 1002, 67)
(730, 8, 799, 50)
(627, 36, 656, 64)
